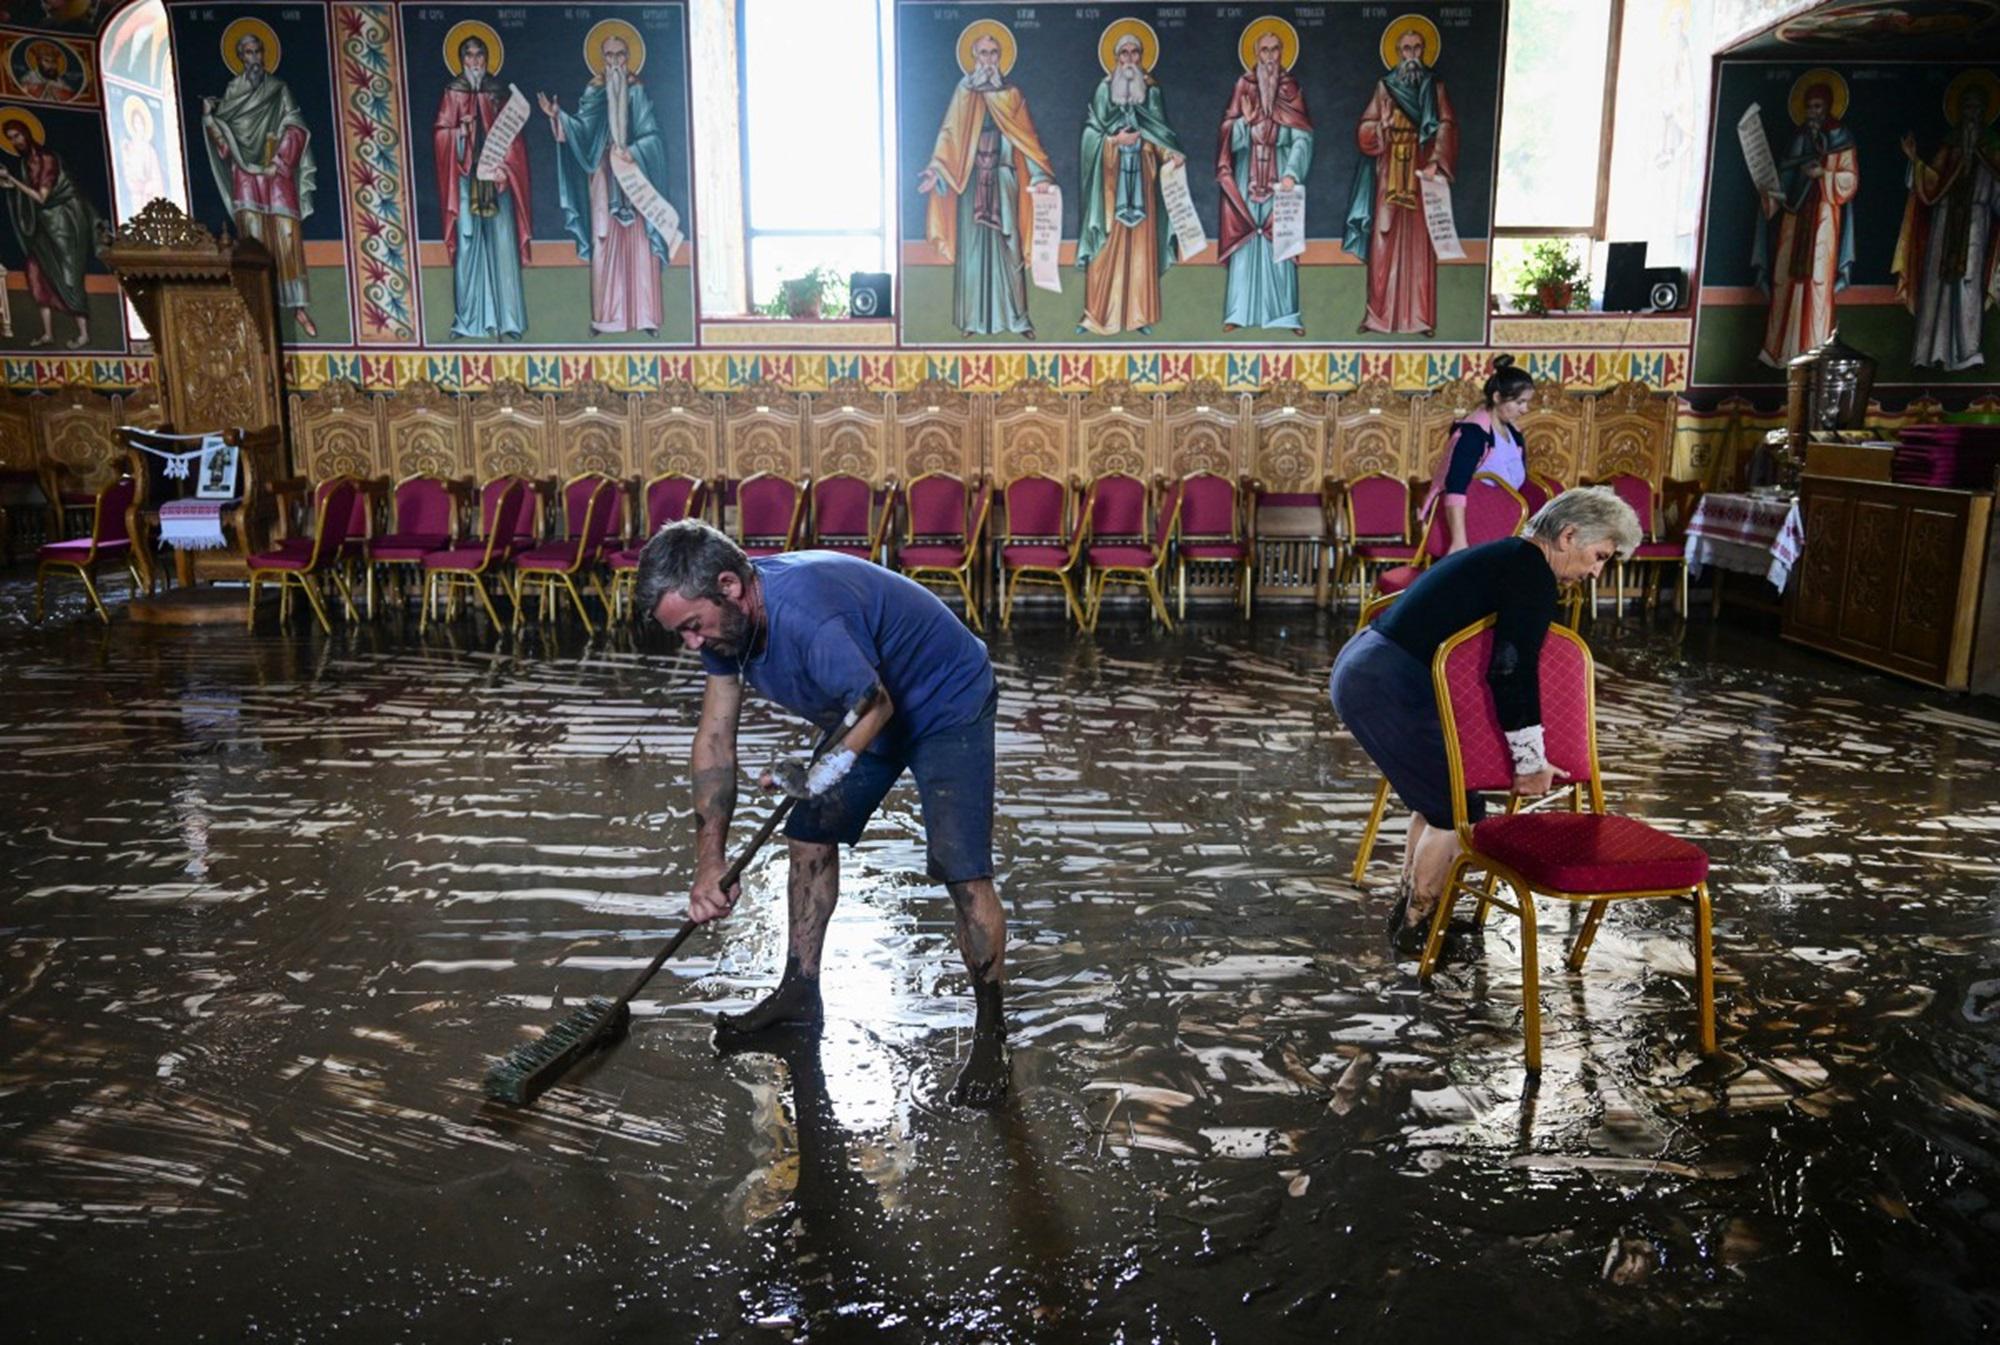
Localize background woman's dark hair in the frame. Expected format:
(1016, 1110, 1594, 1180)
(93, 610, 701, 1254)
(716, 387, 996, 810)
(1483, 354, 1535, 406)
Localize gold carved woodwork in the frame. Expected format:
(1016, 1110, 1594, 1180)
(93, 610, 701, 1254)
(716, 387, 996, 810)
(170, 290, 275, 432)
(1249, 380, 1329, 492)
(892, 378, 975, 481)
(635, 379, 720, 481)
(1588, 381, 1673, 484)
(1899, 508, 1958, 638)
(1078, 378, 1156, 480)
(992, 379, 1072, 482)
(554, 380, 634, 479)
(119, 386, 167, 434)
(40, 384, 123, 493)
(1333, 380, 1415, 480)
(723, 378, 805, 479)
(808, 379, 887, 483)
(1515, 383, 1588, 487)
(1163, 380, 1241, 480)
(290, 379, 384, 481)
(468, 379, 552, 480)
(0, 388, 38, 472)
(384, 379, 464, 479)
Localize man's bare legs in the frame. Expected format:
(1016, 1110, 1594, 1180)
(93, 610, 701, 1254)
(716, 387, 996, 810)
(945, 877, 1007, 1108)
(715, 837, 838, 1033)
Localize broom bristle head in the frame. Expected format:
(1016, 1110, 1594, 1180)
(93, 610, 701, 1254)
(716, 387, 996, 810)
(483, 997, 630, 1105)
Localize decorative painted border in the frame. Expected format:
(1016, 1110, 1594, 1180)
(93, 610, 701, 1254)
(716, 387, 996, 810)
(331, 3, 418, 343)
(2, 347, 1690, 394)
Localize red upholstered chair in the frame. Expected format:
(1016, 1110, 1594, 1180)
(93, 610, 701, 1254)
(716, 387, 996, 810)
(999, 473, 1085, 629)
(370, 474, 458, 610)
(608, 472, 709, 620)
(271, 476, 375, 616)
(247, 477, 360, 634)
(1420, 617, 1717, 1073)
(1367, 471, 1529, 610)
(1603, 471, 1688, 617)
(1339, 472, 1417, 608)
(895, 471, 991, 631)
(559, 471, 625, 560)
(475, 473, 543, 558)
(33, 473, 139, 624)
(422, 477, 528, 632)
(514, 474, 620, 634)
(734, 472, 806, 556)
(1085, 476, 1180, 632)
(1174, 471, 1253, 620)
(807, 473, 891, 561)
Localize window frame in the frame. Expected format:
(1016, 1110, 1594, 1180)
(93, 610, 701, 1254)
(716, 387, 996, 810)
(734, 0, 894, 311)
(1492, 0, 1626, 239)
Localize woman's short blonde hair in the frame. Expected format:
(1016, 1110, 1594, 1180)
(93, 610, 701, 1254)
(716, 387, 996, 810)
(1525, 485, 1641, 556)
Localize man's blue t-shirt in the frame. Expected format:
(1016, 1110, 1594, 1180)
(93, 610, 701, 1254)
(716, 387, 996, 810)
(700, 553, 994, 753)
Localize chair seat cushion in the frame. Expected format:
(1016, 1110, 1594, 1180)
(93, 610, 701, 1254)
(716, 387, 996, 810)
(1629, 540, 1684, 560)
(606, 547, 641, 571)
(39, 538, 130, 560)
(1002, 544, 1072, 568)
(248, 551, 313, 572)
(424, 545, 496, 572)
(1352, 542, 1418, 562)
(516, 544, 585, 571)
(373, 532, 450, 560)
(813, 541, 874, 557)
(1472, 812, 1709, 894)
(897, 543, 966, 568)
(1374, 564, 1422, 594)
(1087, 544, 1155, 567)
(743, 543, 789, 558)
(1180, 541, 1247, 560)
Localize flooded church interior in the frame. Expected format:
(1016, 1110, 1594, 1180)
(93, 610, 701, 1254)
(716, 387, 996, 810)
(6, 0, 2000, 1339)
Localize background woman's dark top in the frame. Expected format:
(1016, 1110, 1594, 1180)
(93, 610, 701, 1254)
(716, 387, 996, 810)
(1373, 537, 1557, 731)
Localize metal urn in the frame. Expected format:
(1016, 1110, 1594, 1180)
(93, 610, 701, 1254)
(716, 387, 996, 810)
(1787, 329, 1877, 436)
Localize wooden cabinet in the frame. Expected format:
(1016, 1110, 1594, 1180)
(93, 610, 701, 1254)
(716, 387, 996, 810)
(1784, 474, 1999, 692)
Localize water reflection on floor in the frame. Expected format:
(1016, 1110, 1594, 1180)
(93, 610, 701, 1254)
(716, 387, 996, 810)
(5, 578, 2000, 1341)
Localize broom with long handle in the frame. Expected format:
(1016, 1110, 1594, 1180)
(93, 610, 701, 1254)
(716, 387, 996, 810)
(484, 703, 862, 1106)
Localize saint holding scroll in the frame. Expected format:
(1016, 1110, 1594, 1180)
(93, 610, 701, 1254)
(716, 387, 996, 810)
(1217, 17, 1312, 336)
(435, 25, 531, 340)
(1075, 21, 1185, 337)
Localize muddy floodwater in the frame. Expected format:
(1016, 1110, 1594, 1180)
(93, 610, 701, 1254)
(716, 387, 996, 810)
(5, 579, 2000, 1342)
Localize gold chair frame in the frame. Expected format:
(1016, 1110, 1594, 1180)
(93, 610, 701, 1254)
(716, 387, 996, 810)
(422, 479, 524, 633)
(1173, 470, 1255, 621)
(611, 471, 708, 621)
(999, 474, 1087, 630)
(1418, 618, 1717, 1074)
(1083, 478, 1179, 633)
(897, 472, 992, 632)
(247, 477, 360, 635)
(733, 470, 808, 554)
(514, 474, 618, 636)
(33, 476, 143, 623)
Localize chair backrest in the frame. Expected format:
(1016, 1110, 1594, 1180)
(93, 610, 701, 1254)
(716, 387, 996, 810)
(811, 473, 874, 542)
(1083, 472, 1147, 541)
(737, 472, 803, 545)
(1345, 472, 1411, 542)
(393, 474, 455, 537)
(563, 473, 621, 540)
(478, 475, 540, 546)
(1178, 472, 1238, 540)
(304, 479, 361, 568)
(1463, 472, 1530, 547)
(1149, 480, 1183, 562)
(91, 474, 137, 547)
(1602, 472, 1657, 540)
(906, 472, 970, 541)
(1433, 619, 1600, 829)
(313, 476, 371, 542)
(644, 473, 706, 533)
(1002, 474, 1070, 541)
(1518, 477, 1549, 516)
(476, 479, 528, 568)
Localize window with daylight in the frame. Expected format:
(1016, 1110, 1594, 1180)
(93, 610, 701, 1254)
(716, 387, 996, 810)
(102, 0, 191, 339)
(1493, 0, 1622, 235)
(737, 0, 896, 314)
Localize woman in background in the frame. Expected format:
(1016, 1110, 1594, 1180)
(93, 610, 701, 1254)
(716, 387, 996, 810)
(1421, 355, 1534, 554)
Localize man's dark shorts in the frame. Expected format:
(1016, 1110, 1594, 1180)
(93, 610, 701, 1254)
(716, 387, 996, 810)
(783, 688, 997, 884)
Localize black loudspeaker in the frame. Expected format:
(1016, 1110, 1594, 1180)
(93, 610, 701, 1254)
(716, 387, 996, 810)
(1604, 241, 1687, 313)
(1643, 268, 1687, 312)
(1602, 242, 1649, 312)
(849, 272, 892, 319)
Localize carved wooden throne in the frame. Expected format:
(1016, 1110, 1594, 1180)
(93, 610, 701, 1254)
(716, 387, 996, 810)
(100, 200, 287, 583)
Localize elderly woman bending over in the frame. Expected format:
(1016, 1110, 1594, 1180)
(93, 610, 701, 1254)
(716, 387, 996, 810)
(1329, 486, 1641, 956)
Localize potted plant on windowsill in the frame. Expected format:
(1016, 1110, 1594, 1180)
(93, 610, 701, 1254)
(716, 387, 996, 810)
(1513, 239, 1590, 316)
(760, 267, 851, 320)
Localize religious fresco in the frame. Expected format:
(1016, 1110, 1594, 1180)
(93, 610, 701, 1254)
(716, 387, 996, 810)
(164, 1, 350, 344)
(1694, 60, 2000, 389)
(0, 0, 108, 32)
(895, 1, 1504, 347)
(0, 99, 120, 351)
(402, 1, 694, 348)
(0, 31, 94, 104)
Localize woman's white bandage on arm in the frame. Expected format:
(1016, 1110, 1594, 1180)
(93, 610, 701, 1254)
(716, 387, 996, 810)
(805, 747, 857, 797)
(1505, 725, 1550, 778)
